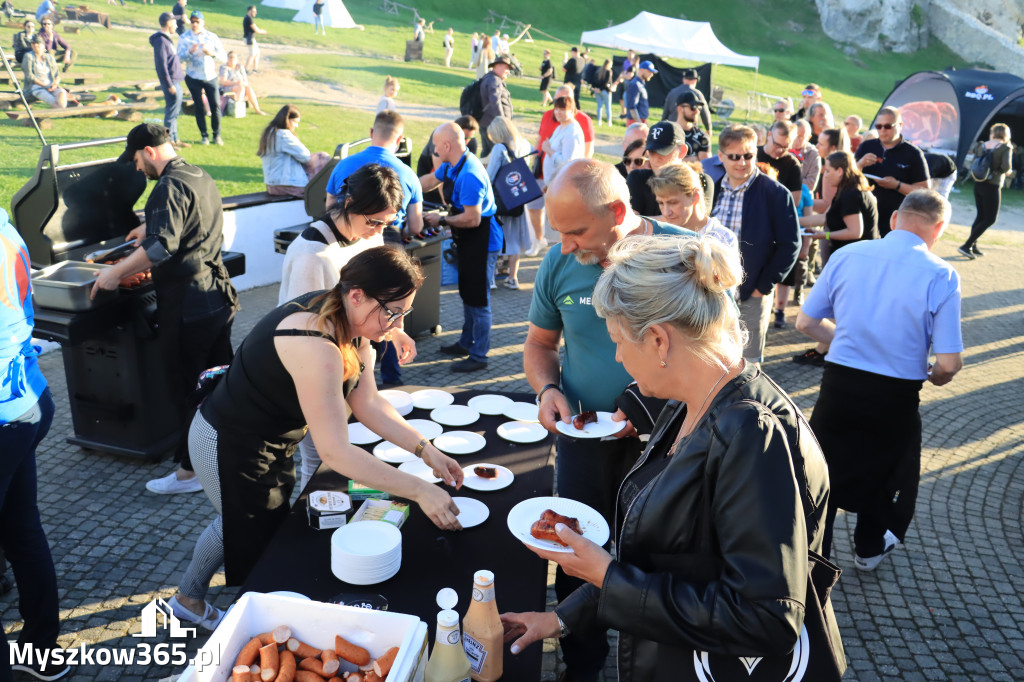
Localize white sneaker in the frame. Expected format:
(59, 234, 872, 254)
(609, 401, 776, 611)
(146, 471, 204, 494)
(503, 278, 519, 289)
(854, 530, 901, 571)
(167, 595, 225, 631)
(490, 281, 497, 290)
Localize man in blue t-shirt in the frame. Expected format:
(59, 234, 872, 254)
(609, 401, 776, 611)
(420, 122, 502, 372)
(524, 158, 693, 680)
(326, 110, 423, 239)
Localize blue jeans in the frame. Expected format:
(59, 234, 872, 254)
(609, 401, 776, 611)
(595, 89, 612, 125)
(459, 251, 498, 363)
(0, 390, 59, 682)
(371, 339, 401, 384)
(162, 83, 183, 143)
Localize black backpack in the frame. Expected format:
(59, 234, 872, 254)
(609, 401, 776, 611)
(459, 78, 485, 122)
(970, 145, 994, 182)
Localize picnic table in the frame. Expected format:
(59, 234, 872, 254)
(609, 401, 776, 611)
(239, 387, 556, 680)
(64, 7, 109, 27)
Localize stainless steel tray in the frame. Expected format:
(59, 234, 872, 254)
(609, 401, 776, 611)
(32, 261, 118, 312)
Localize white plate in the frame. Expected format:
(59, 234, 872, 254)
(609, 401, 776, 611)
(347, 422, 382, 445)
(379, 389, 414, 416)
(266, 591, 310, 601)
(430, 405, 480, 427)
(373, 440, 418, 464)
(332, 520, 402, 558)
(433, 431, 486, 455)
(467, 394, 515, 415)
(398, 459, 442, 483)
(555, 411, 621, 439)
(503, 401, 540, 422)
(461, 463, 514, 491)
(801, 230, 820, 238)
(496, 420, 548, 444)
(411, 389, 454, 410)
(864, 173, 883, 181)
(507, 496, 610, 553)
(452, 497, 489, 528)
(405, 418, 444, 440)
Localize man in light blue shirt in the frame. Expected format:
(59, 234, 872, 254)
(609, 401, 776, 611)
(177, 11, 227, 145)
(797, 189, 963, 571)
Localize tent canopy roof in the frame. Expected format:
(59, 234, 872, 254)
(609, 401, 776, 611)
(580, 12, 759, 70)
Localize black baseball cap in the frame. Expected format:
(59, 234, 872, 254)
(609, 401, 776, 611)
(682, 68, 699, 80)
(645, 121, 686, 155)
(118, 123, 171, 163)
(678, 90, 703, 108)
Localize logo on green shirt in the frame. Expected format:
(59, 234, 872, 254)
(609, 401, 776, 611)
(562, 295, 574, 306)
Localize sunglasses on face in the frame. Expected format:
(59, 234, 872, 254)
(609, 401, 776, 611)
(875, 123, 896, 130)
(774, 108, 788, 113)
(363, 215, 393, 228)
(724, 152, 755, 162)
(374, 298, 413, 325)
(623, 156, 647, 167)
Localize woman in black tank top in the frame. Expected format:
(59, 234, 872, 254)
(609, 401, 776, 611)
(170, 246, 466, 624)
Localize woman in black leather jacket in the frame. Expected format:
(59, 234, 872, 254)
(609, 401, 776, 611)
(502, 234, 832, 681)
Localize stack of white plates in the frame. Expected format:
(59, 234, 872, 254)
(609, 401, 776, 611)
(331, 521, 402, 585)
(379, 389, 414, 416)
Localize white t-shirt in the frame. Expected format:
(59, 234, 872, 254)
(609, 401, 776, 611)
(278, 220, 384, 304)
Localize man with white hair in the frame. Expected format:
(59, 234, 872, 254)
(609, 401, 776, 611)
(798, 189, 962, 571)
(525, 157, 693, 682)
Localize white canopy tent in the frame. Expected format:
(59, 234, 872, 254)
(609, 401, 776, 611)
(580, 12, 759, 69)
(292, 0, 359, 28)
(262, 0, 304, 11)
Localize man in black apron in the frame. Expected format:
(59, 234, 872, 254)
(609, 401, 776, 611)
(93, 123, 239, 492)
(419, 122, 502, 372)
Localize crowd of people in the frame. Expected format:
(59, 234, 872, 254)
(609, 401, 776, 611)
(1, 15, 1012, 682)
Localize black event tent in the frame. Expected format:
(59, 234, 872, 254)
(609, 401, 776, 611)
(877, 68, 1024, 168)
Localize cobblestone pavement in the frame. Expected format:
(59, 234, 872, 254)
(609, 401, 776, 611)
(2, 222, 1022, 681)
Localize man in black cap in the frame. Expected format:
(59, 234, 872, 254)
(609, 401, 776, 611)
(152, 11, 189, 149)
(674, 89, 710, 161)
(92, 123, 238, 495)
(479, 53, 513, 157)
(626, 120, 712, 218)
(662, 67, 712, 136)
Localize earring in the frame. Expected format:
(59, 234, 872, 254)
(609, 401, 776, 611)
(660, 360, 667, 368)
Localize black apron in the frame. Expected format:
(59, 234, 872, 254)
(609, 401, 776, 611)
(443, 155, 493, 309)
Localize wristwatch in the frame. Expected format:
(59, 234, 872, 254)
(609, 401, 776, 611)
(555, 611, 570, 638)
(535, 383, 560, 406)
(438, 216, 449, 227)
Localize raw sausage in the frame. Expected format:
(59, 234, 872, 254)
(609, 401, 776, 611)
(334, 635, 370, 666)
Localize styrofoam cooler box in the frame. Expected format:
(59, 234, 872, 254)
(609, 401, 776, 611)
(176, 593, 428, 682)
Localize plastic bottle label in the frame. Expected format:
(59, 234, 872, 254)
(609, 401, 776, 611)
(472, 585, 494, 603)
(445, 629, 461, 645)
(462, 633, 487, 674)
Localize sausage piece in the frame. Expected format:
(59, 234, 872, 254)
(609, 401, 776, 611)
(260, 642, 280, 682)
(372, 647, 399, 678)
(235, 637, 263, 667)
(275, 650, 296, 682)
(321, 649, 340, 675)
(294, 672, 326, 682)
(287, 637, 322, 659)
(232, 665, 254, 682)
(334, 635, 370, 666)
(298, 657, 327, 677)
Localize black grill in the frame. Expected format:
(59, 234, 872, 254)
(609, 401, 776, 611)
(12, 137, 245, 460)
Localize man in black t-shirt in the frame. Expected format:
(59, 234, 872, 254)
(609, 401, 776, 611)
(662, 68, 712, 136)
(242, 6, 266, 73)
(855, 106, 929, 236)
(171, 0, 187, 35)
(674, 89, 710, 160)
(562, 46, 584, 109)
(757, 120, 803, 205)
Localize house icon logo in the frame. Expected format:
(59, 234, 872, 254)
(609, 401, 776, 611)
(133, 598, 197, 639)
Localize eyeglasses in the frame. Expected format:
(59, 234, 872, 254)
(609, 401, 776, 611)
(374, 298, 414, 325)
(622, 156, 647, 167)
(363, 215, 393, 228)
(773, 108, 788, 113)
(723, 152, 755, 162)
(875, 123, 896, 130)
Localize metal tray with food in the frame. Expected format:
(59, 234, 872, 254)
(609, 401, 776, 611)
(31, 261, 117, 312)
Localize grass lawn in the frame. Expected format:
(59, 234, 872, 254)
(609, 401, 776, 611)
(0, 0, 988, 206)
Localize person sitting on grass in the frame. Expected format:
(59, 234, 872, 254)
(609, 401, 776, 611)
(218, 50, 265, 116)
(22, 34, 67, 109)
(258, 104, 330, 197)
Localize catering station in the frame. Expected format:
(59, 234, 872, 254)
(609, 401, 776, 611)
(172, 387, 616, 682)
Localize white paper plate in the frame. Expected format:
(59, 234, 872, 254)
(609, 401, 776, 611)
(405, 418, 444, 440)
(461, 463, 514, 491)
(411, 388, 455, 410)
(452, 497, 489, 528)
(507, 496, 610, 553)
(433, 431, 486, 455)
(467, 394, 515, 415)
(379, 389, 414, 416)
(347, 422, 382, 445)
(555, 411, 621, 439)
(266, 591, 310, 601)
(496, 420, 548, 444)
(332, 520, 402, 558)
(864, 173, 883, 181)
(373, 440, 418, 464)
(430, 405, 480, 427)
(503, 401, 540, 423)
(801, 230, 820, 238)
(398, 459, 442, 484)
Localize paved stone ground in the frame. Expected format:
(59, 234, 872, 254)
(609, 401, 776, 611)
(2, 222, 1021, 681)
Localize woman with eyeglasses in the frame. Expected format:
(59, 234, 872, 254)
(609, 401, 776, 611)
(169, 244, 464, 631)
(854, 105, 930, 236)
(258, 104, 329, 197)
(616, 139, 648, 178)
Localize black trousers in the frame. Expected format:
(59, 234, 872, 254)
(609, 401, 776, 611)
(965, 181, 1001, 247)
(184, 75, 221, 140)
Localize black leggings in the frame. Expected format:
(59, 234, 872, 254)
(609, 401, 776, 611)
(966, 181, 1001, 247)
(184, 75, 221, 140)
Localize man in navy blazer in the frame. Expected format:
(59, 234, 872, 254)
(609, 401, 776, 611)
(711, 124, 800, 364)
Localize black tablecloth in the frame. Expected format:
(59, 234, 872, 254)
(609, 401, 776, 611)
(240, 388, 554, 680)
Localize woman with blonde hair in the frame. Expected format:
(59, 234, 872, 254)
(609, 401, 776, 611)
(960, 122, 1013, 258)
(474, 39, 494, 79)
(377, 75, 400, 114)
(647, 163, 736, 251)
(502, 234, 833, 681)
(486, 116, 535, 289)
(218, 50, 266, 115)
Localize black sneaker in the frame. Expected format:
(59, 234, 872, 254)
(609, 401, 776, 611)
(792, 348, 826, 366)
(773, 309, 787, 329)
(439, 342, 470, 357)
(451, 358, 488, 372)
(11, 656, 71, 681)
(956, 245, 975, 260)
(971, 244, 984, 257)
